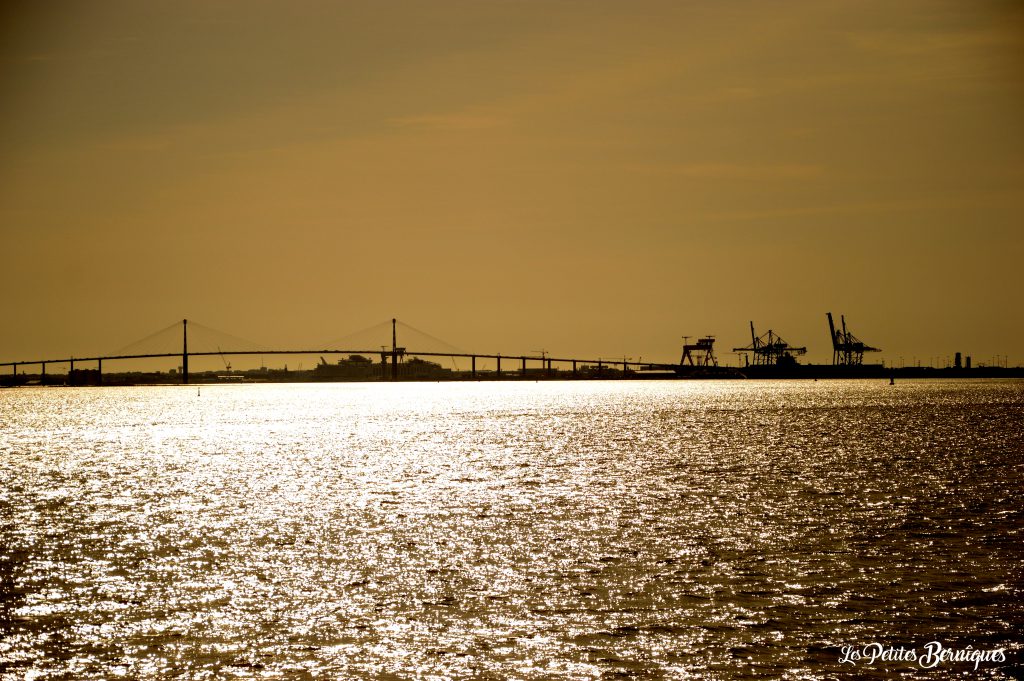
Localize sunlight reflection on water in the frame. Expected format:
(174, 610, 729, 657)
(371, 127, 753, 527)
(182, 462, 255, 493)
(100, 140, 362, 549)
(1, 380, 1021, 679)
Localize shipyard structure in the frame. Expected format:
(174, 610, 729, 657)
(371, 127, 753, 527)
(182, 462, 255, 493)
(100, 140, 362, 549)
(721, 312, 888, 378)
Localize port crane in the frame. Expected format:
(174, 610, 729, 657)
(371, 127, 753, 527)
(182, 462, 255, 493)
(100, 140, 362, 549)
(732, 322, 806, 366)
(680, 336, 718, 366)
(827, 312, 880, 365)
(217, 346, 231, 372)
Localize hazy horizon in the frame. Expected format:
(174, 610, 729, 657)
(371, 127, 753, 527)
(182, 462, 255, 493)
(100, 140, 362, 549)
(2, 1, 1022, 367)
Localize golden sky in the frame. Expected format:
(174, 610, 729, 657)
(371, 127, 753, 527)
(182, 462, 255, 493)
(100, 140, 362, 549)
(2, 0, 1022, 367)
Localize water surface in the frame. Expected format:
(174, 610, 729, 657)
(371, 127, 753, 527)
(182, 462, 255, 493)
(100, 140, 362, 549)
(1, 380, 1021, 678)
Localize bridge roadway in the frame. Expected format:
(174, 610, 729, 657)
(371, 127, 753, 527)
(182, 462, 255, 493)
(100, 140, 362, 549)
(1, 349, 677, 382)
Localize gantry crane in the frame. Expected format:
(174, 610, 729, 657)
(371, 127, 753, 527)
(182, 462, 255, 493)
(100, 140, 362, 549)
(680, 336, 718, 366)
(732, 322, 807, 366)
(827, 312, 880, 365)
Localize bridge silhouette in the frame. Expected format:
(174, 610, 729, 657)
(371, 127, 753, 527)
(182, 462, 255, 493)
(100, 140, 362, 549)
(2, 319, 678, 384)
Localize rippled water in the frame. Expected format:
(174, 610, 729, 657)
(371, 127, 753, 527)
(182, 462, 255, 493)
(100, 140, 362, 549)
(1, 380, 1021, 679)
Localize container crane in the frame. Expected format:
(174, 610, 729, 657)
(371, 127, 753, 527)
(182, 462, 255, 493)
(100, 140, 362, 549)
(732, 322, 806, 366)
(827, 312, 880, 365)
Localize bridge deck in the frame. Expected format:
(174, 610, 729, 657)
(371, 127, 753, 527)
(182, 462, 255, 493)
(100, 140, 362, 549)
(2, 349, 675, 372)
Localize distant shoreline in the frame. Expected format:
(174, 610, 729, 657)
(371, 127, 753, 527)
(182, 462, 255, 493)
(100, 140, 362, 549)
(3, 365, 1023, 387)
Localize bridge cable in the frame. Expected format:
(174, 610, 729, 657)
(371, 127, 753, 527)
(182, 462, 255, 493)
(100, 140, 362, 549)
(110, 320, 184, 356)
(186, 320, 268, 352)
(320, 319, 395, 351)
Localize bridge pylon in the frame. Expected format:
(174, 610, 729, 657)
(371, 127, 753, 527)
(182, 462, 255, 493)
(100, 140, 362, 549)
(182, 319, 189, 385)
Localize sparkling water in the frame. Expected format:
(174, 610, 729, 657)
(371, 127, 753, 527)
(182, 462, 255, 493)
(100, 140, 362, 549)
(1, 380, 1021, 678)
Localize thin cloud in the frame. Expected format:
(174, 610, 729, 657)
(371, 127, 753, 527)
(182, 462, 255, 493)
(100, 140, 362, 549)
(389, 112, 509, 131)
(629, 162, 825, 181)
(698, 190, 1017, 224)
(848, 27, 1019, 57)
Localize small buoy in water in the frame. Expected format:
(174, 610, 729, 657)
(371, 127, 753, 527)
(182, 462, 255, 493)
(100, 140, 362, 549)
(197, 387, 201, 396)
(889, 377, 895, 385)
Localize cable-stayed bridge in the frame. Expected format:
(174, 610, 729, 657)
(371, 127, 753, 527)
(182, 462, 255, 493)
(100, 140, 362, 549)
(2, 319, 677, 384)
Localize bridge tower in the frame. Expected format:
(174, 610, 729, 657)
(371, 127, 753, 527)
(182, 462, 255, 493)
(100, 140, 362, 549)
(182, 319, 189, 384)
(389, 318, 405, 381)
